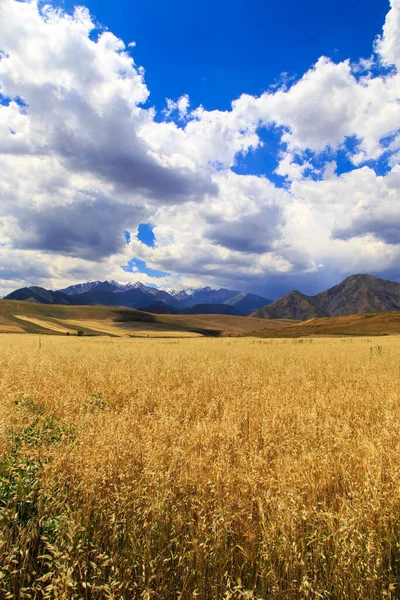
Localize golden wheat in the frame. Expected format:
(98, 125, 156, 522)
(1, 334, 400, 599)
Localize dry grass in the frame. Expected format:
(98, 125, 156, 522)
(15, 316, 76, 334)
(160, 314, 289, 335)
(0, 324, 23, 332)
(255, 311, 400, 338)
(0, 299, 280, 337)
(1, 334, 400, 599)
(60, 319, 203, 337)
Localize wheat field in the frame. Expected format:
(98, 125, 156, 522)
(1, 334, 400, 599)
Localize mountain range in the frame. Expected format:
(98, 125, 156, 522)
(251, 274, 400, 320)
(4, 281, 271, 316)
(5, 274, 400, 321)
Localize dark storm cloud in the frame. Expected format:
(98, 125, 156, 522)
(333, 216, 400, 245)
(15, 197, 144, 260)
(0, 263, 51, 282)
(204, 205, 284, 254)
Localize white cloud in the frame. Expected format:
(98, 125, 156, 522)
(376, 0, 400, 69)
(165, 94, 190, 119)
(232, 57, 400, 167)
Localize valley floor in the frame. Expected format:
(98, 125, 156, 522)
(1, 335, 400, 598)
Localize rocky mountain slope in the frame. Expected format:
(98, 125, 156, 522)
(252, 274, 400, 320)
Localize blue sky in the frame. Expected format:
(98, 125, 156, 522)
(59, 0, 388, 115)
(0, 0, 399, 298)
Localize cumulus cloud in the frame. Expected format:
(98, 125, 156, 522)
(0, 0, 216, 200)
(165, 94, 190, 119)
(231, 56, 400, 170)
(1, 0, 400, 297)
(203, 173, 287, 253)
(205, 206, 283, 254)
(376, 0, 400, 69)
(331, 167, 400, 245)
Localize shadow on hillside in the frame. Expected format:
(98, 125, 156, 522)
(112, 309, 222, 337)
(112, 309, 159, 324)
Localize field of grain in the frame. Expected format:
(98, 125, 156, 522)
(1, 335, 400, 599)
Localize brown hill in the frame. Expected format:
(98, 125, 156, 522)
(252, 274, 400, 321)
(0, 300, 280, 337)
(254, 311, 400, 338)
(253, 290, 329, 320)
(315, 274, 400, 315)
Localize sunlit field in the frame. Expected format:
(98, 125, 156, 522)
(1, 334, 400, 599)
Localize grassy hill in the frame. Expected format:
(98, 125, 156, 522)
(4, 299, 400, 338)
(254, 311, 400, 338)
(0, 300, 278, 337)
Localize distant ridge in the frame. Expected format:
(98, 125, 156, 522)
(5, 286, 76, 305)
(252, 274, 400, 320)
(5, 281, 271, 315)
